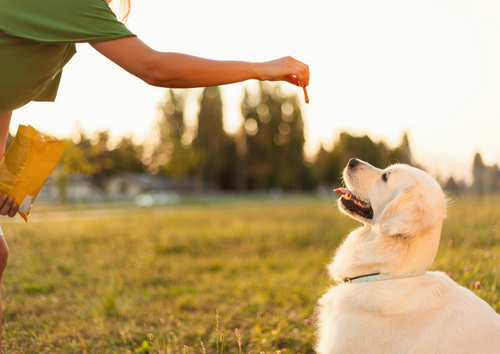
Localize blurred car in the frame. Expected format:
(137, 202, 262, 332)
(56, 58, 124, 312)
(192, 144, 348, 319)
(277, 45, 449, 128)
(134, 190, 180, 207)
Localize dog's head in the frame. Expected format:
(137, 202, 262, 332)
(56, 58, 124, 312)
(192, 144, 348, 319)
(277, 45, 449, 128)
(330, 158, 446, 277)
(336, 158, 446, 238)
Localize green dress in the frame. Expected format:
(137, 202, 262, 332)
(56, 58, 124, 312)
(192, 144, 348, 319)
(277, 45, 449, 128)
(0, 0, 136, 115)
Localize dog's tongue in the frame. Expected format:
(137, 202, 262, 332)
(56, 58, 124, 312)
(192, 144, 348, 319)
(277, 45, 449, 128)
(334, 188, 348, 195)
(334, 188, 368, 208)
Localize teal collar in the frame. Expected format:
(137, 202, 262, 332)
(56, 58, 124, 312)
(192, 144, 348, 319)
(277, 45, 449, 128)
(344, 270, 427, 284)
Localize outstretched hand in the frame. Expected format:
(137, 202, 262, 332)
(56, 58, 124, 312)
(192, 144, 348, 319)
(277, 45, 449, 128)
(0, 194, 18, 218)
(256, 56, 310, 88)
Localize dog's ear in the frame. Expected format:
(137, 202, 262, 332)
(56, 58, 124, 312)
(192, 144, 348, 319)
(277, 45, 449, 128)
(379, 185, 436, 239)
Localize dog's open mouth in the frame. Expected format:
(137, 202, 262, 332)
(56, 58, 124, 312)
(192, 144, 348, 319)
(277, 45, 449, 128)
(335, 188, 374, 219)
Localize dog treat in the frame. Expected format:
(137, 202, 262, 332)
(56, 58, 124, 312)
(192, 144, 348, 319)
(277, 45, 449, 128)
(302, 85, 310, 104)
(0, 125, 65, 222)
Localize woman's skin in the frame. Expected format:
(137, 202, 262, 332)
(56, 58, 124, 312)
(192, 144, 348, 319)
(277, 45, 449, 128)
(90, 37, 310, 88)
(0, 111, 13, 348)
(0, 35, 310, 347)
(0, 111, 19, 218)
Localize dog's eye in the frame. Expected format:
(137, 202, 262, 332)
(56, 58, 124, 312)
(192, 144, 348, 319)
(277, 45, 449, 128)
(382, 172, 389, 182)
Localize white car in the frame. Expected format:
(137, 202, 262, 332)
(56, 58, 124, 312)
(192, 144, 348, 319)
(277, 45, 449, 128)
(134, 191, 180, 207)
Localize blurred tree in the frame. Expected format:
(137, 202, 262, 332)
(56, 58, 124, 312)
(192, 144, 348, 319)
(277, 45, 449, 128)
(472, 152, 485, 194)
(311, 132, 414, 188)
(472, 153, 500, 194)
(88, 131, 116, 191)
(152, 89, 205, 177)
(334, 133, 401, 168)
(54, 130, 100, 201)
(240, 83, 309, 190)
(235, 91, 249, 191)
(55, 129, 145, 201)
(151, 89, 184, 173)
(491, 164, 500, 192)
(443, 176, 460, 195)
(388, 132, 412, 165)
(311, 144, 341, 186)
(110, 136, 144, 173)
(194, 86, 236, 190)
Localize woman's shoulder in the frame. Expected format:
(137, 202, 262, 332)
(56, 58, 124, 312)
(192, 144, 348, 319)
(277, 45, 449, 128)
(0, 0, 134, 44)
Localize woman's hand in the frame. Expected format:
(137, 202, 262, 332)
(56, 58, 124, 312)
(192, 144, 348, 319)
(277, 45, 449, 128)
(0, 194, 18, 218)
(255, 56, 310, 88)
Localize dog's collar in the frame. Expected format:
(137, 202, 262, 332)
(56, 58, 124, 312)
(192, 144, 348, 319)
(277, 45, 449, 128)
(343, 270, 427, 284)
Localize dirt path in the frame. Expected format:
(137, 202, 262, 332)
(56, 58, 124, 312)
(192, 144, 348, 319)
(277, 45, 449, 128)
(0, 206, 194, 223)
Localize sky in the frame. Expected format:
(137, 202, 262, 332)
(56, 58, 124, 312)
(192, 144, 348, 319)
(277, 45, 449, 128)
(12, 0, 500, 182)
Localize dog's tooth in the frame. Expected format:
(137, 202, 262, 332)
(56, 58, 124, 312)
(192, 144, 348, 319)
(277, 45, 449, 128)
(354, 200, 369, 208)
(354, 200, 363, 207)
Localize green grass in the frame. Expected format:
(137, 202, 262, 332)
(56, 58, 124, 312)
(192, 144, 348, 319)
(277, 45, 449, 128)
(1, 196, 499, 353)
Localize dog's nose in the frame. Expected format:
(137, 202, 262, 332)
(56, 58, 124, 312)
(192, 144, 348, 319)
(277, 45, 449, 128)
(348, 158, 360, 168)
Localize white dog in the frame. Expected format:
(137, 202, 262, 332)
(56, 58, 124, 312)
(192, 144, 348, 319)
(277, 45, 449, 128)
(316, 158, 500, 354)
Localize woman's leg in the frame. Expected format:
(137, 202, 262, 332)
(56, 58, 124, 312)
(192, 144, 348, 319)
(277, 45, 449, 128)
(0, 112, 12, 350)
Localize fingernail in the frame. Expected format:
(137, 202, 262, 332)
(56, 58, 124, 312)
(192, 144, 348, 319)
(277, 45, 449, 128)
(1, 195, 6, 201)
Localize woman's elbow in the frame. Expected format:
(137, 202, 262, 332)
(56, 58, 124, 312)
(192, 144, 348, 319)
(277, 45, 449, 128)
(140, 56, 172, 87)
(142, 70, 163, 87)
(141, 64, 163, 87)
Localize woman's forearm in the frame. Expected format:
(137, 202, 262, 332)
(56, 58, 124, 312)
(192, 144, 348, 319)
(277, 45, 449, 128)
(147, 53, 259, 88)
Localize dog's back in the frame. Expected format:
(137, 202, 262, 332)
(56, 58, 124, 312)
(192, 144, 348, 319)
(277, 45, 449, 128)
(317, 272, 500, 354)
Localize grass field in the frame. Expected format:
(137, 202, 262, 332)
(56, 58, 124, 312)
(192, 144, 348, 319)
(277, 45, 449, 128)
(1, 196, 499, 353)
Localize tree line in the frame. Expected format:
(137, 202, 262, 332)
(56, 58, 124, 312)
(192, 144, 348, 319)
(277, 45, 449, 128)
(443, 152, 500, 195)
(40, 83, 413, 196)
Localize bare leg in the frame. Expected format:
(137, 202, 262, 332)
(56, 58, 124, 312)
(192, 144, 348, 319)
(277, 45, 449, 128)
(0, 112, 12, 351)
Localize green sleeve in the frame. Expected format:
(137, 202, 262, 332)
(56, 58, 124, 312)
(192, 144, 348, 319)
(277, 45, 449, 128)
(0, 0, 135, 43)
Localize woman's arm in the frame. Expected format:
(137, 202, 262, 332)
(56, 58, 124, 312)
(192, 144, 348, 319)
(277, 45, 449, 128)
(90, 37, 309, 88)
(0, 112, 18, 218)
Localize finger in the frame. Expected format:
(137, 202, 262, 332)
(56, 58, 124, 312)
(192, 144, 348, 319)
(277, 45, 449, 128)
(286, 57, 310, 87)
(294, 60, 309, 86)
(289, 64, 308, 88)
(299, 61, 310, 87)
(299, 63, 310, 87)
(8, 203, 18, 218)
(271, 75, 299, 86)
(0, 197, 14, 216)
(0, 194, 7, 209)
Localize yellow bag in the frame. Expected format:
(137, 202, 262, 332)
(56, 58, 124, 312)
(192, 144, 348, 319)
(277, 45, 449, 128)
(0, 125, 65, 222)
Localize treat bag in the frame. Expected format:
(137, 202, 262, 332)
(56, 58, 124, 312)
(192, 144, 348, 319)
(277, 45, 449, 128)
(0, 125, 65, 222)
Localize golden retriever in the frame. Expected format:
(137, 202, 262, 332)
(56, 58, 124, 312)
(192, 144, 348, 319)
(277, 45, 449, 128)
(316, 158, 500, 354)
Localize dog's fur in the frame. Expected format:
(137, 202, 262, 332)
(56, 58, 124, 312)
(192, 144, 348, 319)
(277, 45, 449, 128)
(316, 159, 500, 354)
